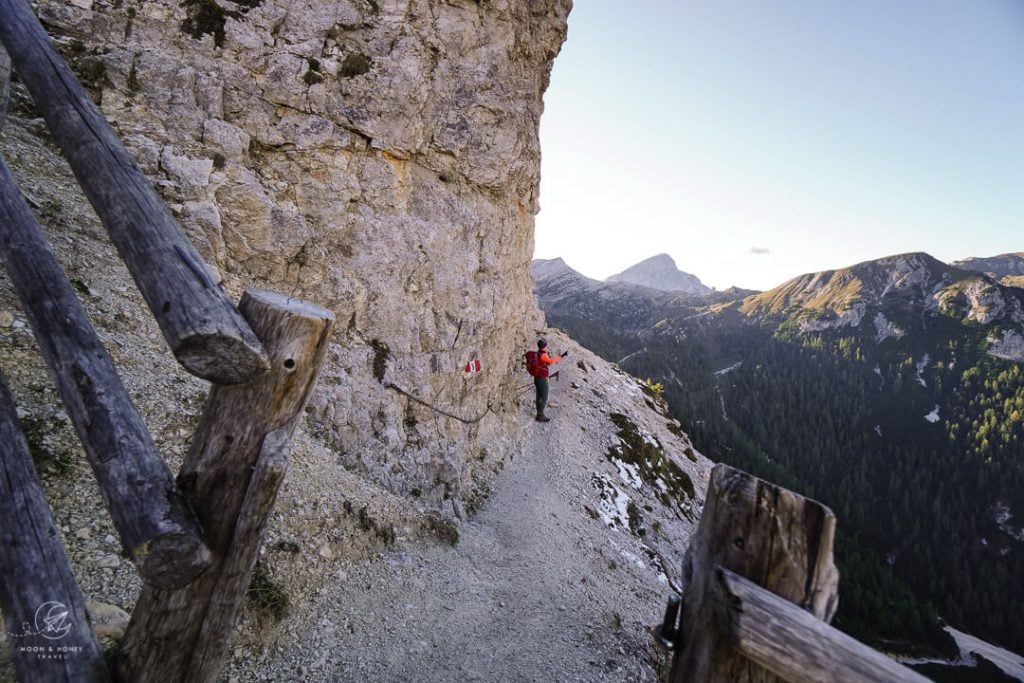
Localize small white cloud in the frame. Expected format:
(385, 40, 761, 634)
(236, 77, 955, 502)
(749, 246, 771, 255)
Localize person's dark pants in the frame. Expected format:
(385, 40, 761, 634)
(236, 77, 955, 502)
(534, 376, 549, 417)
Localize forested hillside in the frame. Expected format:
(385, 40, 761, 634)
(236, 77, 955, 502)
(537, 254, 1024, 660)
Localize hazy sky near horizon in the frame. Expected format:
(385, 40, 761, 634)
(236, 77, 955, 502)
(532, 1, 1024, 291)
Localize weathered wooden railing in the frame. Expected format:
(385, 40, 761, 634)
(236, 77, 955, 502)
(660, 464, 929, 682)
(0, 45, 10, 132)
(0, 2, 334, 681)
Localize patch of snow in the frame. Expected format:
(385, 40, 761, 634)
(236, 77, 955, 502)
(915, 354, 930, 387)
(947, 626, 1024, 681)
(994, 502, 1024, 542)
(715, 361, 742, 376)
(896, 596, 1024, 678)
(611, 457, 643, 490)
(641, 431, 660, 449)
(924, 405, 941, 423)
(591, 473, 630, 530)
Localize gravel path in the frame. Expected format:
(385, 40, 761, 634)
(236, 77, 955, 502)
(228, 390, 685, 682)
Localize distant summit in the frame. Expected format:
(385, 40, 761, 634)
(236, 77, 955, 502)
(953, 252, 1024, 287)
(606, 254, 710, 294)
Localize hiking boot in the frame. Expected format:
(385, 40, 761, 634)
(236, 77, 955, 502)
(535, 414, 550, 422)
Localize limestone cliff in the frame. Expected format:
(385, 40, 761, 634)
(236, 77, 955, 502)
(31, 0, 571, 514)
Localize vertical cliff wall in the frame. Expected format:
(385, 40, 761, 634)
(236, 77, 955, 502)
(32, 0, 571, 514)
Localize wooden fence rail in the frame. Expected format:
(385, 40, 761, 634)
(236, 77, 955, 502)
(0, 4, 335, 681)
(0, 45, 9, 132)
(0, 155, 212, 590)
(0, 0, 268, 385)
(0, 375, 109, 683)
(714, 568, 929, 682)
(664, 464, 929, 682)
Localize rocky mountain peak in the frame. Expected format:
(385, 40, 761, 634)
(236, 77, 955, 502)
(606, 254, 710, 294)
(530, 257, 574, 279)
(953, 252, 1024, 283)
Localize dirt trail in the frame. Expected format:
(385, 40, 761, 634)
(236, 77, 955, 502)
(228, 393, 680, 682)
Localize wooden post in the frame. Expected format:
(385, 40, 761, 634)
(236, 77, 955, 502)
(670, 464, 840, 682)
(0, 155, 212, 590)
(0, 0, 269, 384)
(117, 289, 334, 683)
(0, 373, 110, 683)
(712, 568, 930, 682)
(0, 45, 10, 132)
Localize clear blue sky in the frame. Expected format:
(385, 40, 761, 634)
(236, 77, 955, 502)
(533, 1, 1024, 291)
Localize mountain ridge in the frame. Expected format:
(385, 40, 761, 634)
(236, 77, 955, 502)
(954, 252, 1024, 282)
(733, 251, 1024, 362)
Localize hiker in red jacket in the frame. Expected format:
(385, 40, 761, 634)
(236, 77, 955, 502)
(527, 338, 567, 422)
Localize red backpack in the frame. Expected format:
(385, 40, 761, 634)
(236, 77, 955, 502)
(524, 350, 548, 378)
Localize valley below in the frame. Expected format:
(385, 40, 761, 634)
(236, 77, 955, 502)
(536, 252, 1024, 681)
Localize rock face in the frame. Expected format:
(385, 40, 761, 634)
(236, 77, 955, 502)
(30, 0, 571, 512)
(606, 253, 710, 294)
